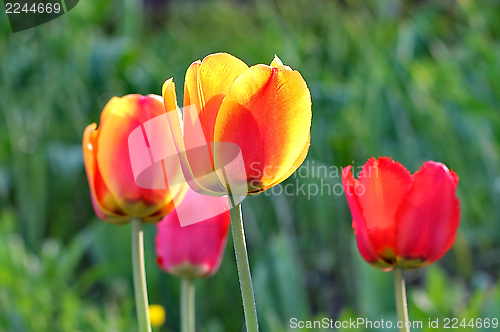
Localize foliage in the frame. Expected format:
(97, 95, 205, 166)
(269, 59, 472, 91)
(1, 0, 500, 331)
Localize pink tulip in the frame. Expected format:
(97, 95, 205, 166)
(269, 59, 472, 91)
(155, 188, 231, 278)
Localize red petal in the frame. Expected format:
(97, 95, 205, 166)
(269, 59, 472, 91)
(396, 161, 460, 263)
(82, 123, 127, 223)
(342, 166, 382, 264)
(356, 157, 412, 260)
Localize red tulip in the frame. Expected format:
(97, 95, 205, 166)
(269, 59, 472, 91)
(155, 188, 231, 278)
(342, 157, 460, 270)
(83, 94, 188, 224)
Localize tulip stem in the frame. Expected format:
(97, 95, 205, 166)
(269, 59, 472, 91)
(394, 267, 410, 332)
(230, 203, 259, 332)
(181, 278, 196, 332)
(131, 217, 152, 332)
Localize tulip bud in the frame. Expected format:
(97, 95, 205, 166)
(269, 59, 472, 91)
(83, 94, 188, 224)
(155, 188, 231, 278)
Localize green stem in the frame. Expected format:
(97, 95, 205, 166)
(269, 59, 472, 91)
(131, 217, 152, 332)
(394, 267, 410, 332)
(181, 278, 196, 332)
(230, 204, 259, 332)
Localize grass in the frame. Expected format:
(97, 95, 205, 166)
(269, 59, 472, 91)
(1, 0, 500, 330)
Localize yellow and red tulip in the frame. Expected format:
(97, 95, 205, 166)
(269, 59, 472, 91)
(83, 94, 188, 224)
(155, 187, 231, 279)
(342, 157, 460, 270)
(162, 53, 312, 196)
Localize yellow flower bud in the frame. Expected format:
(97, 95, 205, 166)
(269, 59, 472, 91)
(149, 304, 166, 327)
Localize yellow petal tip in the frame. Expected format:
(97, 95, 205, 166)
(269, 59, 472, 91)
(162, 78, 174, 96)
(270, 54, 283, 67)
(162, 78, 180, 113)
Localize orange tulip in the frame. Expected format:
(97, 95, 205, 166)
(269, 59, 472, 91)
(83, 94, 188, 224)
(342, 157, 460, 270)
(162, 53, 312, 197)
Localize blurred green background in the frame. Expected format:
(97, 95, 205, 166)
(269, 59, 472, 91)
(1, 0, 500, 331)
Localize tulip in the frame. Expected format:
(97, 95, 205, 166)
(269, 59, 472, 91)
(342, 157, 460, 331)
(156, 187, 230, 278)
(161, 53, 312, 332)
(83, 94, 188, 332)
(83, 94, 187, 224)
(342, 157, 460, 269)
(162, 52, 311, 196)
(156, 188, 231, 332)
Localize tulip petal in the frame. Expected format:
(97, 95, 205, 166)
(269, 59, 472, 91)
(163, 79, 228, 196)
(356, 157, 413, 262)
(162, 78, 180, 113)
(396, 161, 460, 265)
(99, 96, 121, 129)
(82, 124, 127, 224)
(270, 55, 283, 67)
(144, 178, 189, 224)
(184, 53, 248, 147)
(214, 63, 312, 191)
(342, 166, 391, 268)
(260, 134, 311, 193)
(270, 54, 293, 71)
(182, 55, 250, 194)
(183, 60, 201, 113)
(96, 95, 176, 217)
